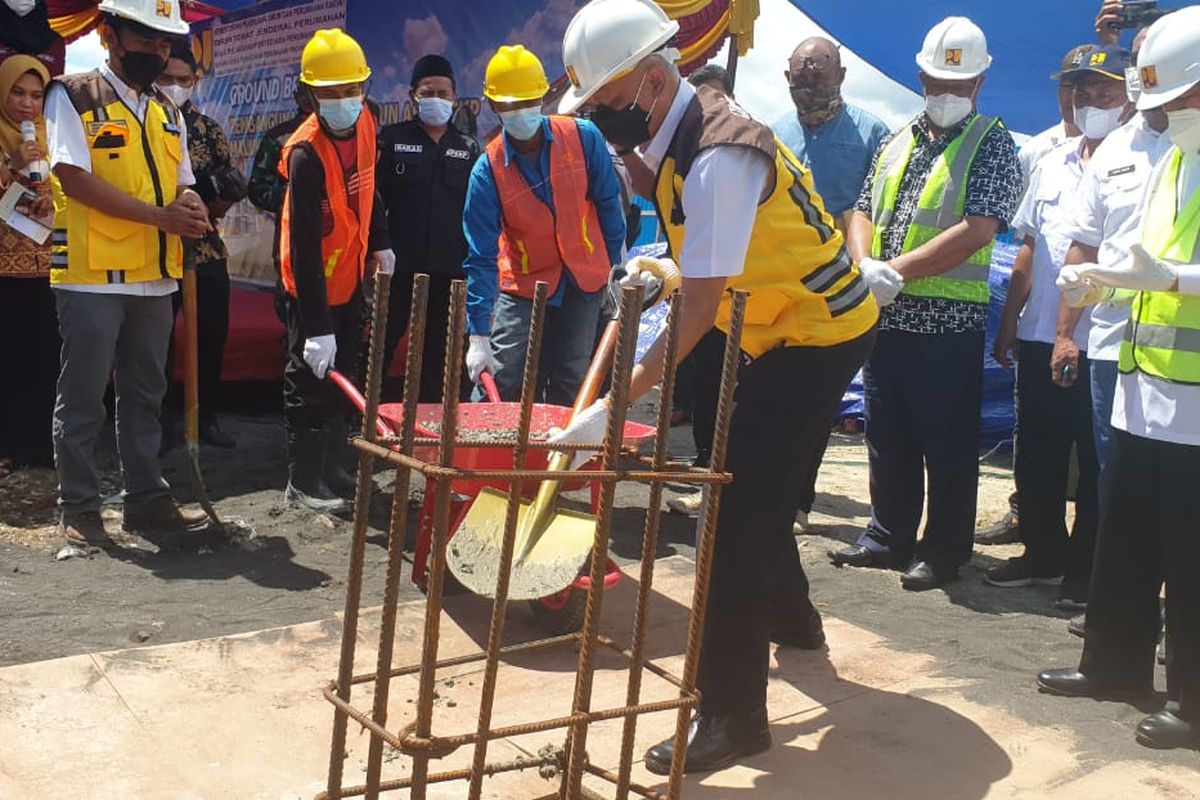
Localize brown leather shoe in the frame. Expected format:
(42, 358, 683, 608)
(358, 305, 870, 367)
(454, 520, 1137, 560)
(122, 496, 209, 533)
(58, 511, 114, 547)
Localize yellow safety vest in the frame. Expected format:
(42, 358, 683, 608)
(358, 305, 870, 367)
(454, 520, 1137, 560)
(654, 86, 877, 358)
(1119, 148, 1200, 384)
(870, 115, 998, 304)
(51, 70, 183, 286)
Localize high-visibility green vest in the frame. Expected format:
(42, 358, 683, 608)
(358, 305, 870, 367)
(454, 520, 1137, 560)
(870, 115, 999, 304)
(1119, 148, 1200, 384)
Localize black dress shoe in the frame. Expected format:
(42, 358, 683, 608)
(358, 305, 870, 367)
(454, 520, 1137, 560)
(771, 607, 826, 650)
(828, 544, 889, 569)
(901, 560, 956, 591)
(199, 419, 237, 448)
(644, 708, 772, 775)
(1036, 668, 1152, 700)
(1136, 710, 1199, 750)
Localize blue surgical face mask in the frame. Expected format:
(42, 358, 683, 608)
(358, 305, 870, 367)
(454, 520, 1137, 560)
(417, 96, 453, 127)
(317, 96, 363, 132)
(499, 107, 543, 141)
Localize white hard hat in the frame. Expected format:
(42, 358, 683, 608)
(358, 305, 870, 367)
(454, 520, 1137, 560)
(1135, 6, 1200, 111)
(98, 0, 189, 36)
(558, 0, 680, 114)
(915, 16, 991, 80)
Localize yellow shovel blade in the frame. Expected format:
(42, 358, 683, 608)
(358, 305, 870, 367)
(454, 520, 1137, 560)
(447, 487, 596, 600)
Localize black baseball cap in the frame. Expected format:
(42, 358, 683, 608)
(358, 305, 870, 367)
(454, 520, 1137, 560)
(1051, 44, 1132, 81)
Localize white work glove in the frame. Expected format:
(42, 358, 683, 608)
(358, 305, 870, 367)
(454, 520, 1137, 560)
(368, 248, 395, 276)
(547, 399, 610, 470)
(465, 335, 498, 383)
(1056, 264, 1114, 308)
(1075, 243, 1178, 292)
(303, 334, 337, 379)
(857, 257, 905, 306)
(609, 256, 682, 310)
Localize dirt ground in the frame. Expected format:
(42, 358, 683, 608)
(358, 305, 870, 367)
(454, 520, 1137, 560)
(1, 396, 1197, 778)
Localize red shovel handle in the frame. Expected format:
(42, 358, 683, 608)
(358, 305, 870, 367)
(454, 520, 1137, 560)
(328, 370, 394, 439)
(479, 370, 502, 403)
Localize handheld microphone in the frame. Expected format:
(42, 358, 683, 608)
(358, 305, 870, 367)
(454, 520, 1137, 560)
(20, 120, 45, 182)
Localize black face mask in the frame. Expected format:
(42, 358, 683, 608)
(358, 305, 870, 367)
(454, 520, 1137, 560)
(591, 74, 657, 150)
(119, 51, 167, 91)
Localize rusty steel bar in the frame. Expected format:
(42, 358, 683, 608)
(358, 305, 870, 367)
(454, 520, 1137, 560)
(408, 279, 468, 798)
(325, 269, 393, 799)
(467, 281, 549, 799)
(666, 291, 747, 797)
(586, 762, 668, 800)
(349, 439, 732, 484)
(616, 291, 684, 798)
(563, 285, 644, 797)
(316, 751, 560, 800)
(362, 273, 430, 798)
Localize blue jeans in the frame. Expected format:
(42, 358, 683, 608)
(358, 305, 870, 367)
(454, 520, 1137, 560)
(490, 283, 604, 405)
(1090, 358, 1118, 472)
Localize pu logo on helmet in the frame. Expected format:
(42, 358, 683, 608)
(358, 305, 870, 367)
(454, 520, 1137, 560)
(156, 0, 171, 17)
(944, 49, 963, 66)
(566, 65, 580, 89)
(1141, 65, 1158, 88)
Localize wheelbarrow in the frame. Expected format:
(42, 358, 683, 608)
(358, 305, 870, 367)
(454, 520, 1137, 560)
(330, 370, 656, 634)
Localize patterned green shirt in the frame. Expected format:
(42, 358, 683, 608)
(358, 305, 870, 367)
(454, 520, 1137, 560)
(182, 103, 232, 266)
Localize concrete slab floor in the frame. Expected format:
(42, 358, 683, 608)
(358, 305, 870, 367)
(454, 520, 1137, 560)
(1, 556, 1196, 799)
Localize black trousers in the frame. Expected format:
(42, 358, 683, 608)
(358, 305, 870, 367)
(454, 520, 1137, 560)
(283, 292, 364, 431)
(381, 271, 469, 403)
(860, 329, 984, 572)
(169, 261, 230, 422)
(687, 328, 726, 468)
(1080, 428, 1200, 722)
(0, 276, 59, 467)
(698, 328, 875, 715)
(1013, 340, 1098, 595)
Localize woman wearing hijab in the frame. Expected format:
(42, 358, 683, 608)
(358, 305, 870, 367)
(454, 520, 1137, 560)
(0, 54, 58, 473)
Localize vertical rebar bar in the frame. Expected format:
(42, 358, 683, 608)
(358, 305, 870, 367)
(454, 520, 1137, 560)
(466, 281, 550, 799)
(666, 291, 746, 798)
(409, 279, 468, 799)
(563, 285, 644, 797)
(615, 292, 684, 798)
(326, 271, 394, 799)
(363, 274, 430, 798)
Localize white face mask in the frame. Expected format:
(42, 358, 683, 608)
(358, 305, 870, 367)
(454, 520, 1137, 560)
(417, 96, 453, 127)
(924, 93, 973, 128)
(1074, 105, 1123, 141)
(4, 0, 37, 16)
(160, 84, 193, 108)
(1166, 108, 1200, 155)
(499, 107, 543, 141)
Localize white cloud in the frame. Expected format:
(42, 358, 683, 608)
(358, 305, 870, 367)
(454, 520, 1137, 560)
(65, 30, 106, 74)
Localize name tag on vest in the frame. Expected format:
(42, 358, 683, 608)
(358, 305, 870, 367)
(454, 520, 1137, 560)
(394, 143, 423, 153)
(445, 148, 471, 159)
(1107, 164, 1136, 177)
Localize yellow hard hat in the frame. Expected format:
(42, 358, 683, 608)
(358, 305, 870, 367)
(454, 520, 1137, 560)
(484, 45, 549, 102)
(300, 28, 371, 87)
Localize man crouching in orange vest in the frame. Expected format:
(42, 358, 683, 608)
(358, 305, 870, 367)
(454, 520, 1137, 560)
(462, 45, 626, 403)
(278, 28, 393, 514)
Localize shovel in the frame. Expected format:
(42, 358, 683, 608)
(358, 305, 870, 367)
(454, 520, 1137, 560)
(181, 260, 222, 531)
(446, 254, 682, 599)
(446, 322, 618, 599)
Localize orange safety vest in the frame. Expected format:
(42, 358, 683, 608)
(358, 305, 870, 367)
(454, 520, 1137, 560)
(278, 111, 376, 306)
(485, 115, 610, 299)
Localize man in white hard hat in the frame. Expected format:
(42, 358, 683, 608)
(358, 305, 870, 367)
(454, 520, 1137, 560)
(45, 0, 212, 547)
(551, 0, 879, 774)
(831, 16, 1022, 591)
(1041, 5, 1200, 752)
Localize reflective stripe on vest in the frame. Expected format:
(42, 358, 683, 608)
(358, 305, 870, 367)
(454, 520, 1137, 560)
(52, 71, 183, 286)
(1119, 148, 1200, 384)
(870, 115, 998, 303)
(655, 137, 877, 358)
(277, 112, 376, 306)
(485, 116, 610, 300)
